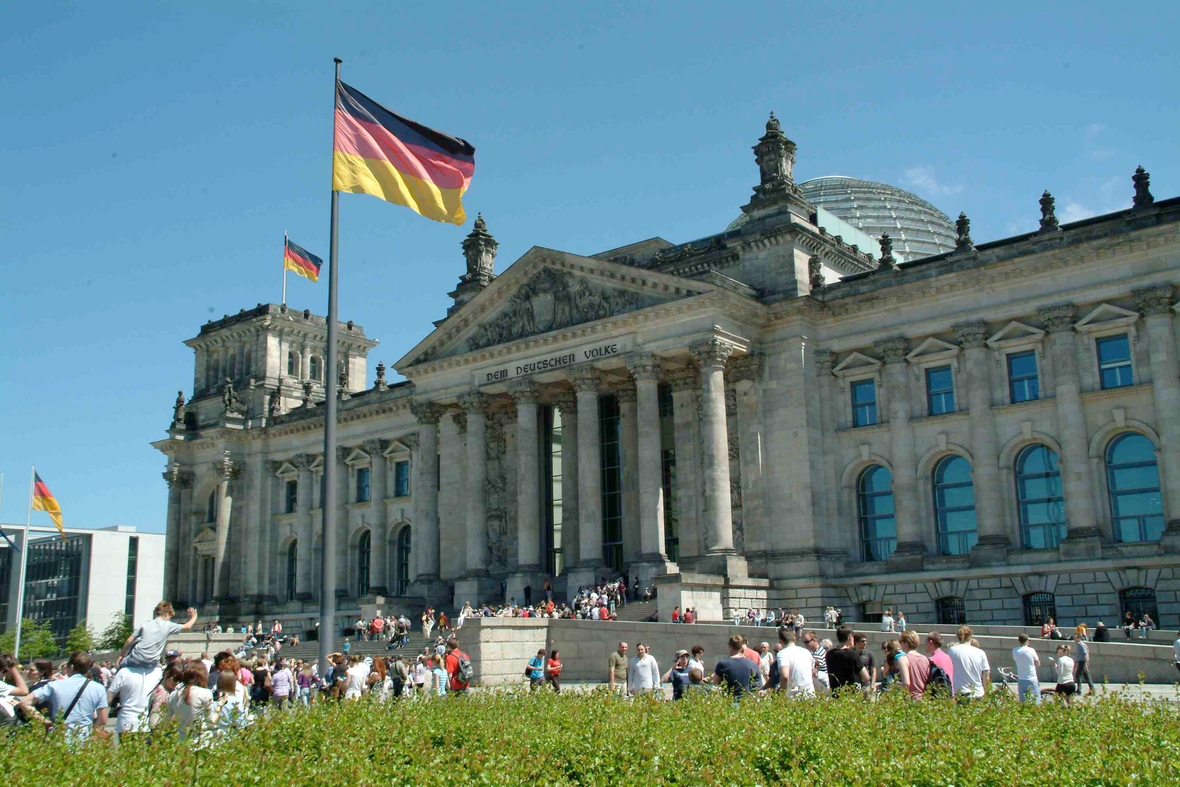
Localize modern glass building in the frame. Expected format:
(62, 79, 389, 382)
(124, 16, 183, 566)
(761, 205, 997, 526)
(798, 176, 958, 263)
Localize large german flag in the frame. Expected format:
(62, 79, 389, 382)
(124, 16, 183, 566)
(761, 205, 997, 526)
(332, 81, 475, 225)
(32, 472, 65, 539)
(284, 238, 323, 282)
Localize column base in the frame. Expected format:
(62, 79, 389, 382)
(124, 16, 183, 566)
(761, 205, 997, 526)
(630, 557, 678, 598)
(887, 542, 926, 572)
(453, 577, 496, 610)
(693, 551, 748, 580)
(654, 572, 725, 623)
(1161, 521, 1180, 554)
(295, 591, 314, 602)
(969, 536, 1009, 567)
(1059, 530, 1103, 560)
(564, 565, 604, 601)
(505, 568, 545, 609)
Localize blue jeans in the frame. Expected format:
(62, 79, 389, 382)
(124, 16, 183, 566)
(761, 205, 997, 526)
(1017, 679, 1040, 704)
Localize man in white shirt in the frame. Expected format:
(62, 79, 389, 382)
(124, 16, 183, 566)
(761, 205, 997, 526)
(776, 628, 817, 697)
(947, 625, 990, 699)
(1011, 633, 1041, 704)
(627, 643, 660, 695)
(880, 608, 895, 633)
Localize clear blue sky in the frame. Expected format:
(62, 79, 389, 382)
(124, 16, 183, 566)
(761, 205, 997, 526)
(2, 2, 1177, 534)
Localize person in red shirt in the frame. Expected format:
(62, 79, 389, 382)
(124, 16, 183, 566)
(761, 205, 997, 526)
(444, 636, 470, 695)
(684, 609, 694, 624)
(545, 649, 563, 693)
(672, 606, 681, 623)
(739, 634, 761, 671)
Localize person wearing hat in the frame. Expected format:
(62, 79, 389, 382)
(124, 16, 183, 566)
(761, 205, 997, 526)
(662, 650, 692, 700)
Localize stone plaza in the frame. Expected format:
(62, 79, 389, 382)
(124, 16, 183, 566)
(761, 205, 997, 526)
(154, 115, 1180, 630)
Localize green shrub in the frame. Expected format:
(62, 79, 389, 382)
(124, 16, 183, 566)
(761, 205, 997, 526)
(97, 612, 132, 653)
(65, 619, 96, 655)
(0, 619, 58, 661)
(2, 688, 1178, 785)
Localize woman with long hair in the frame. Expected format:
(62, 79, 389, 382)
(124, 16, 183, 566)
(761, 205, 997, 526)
(168, 661, 216, 743)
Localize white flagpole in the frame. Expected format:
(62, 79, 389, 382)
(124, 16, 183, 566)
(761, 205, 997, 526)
(12, 466, 34, 659)
(282, 230, 288, 306)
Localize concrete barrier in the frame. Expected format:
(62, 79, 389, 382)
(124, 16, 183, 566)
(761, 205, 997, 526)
(460, 618, 1180, 688)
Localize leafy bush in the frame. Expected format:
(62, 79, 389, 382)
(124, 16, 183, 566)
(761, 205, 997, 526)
(0, 619, 58, 660)
(65, 619, 95, 654)
(2, 688, 1178, 785)
(97, 612, 132, 653)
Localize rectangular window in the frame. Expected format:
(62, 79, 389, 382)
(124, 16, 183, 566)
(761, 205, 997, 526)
(24, 534, 88, 644)
(657, 383, 674, 418)
(599, 395, 624, 572)
(661, 448, 679, 562)
(285, 480, 298, 514)
(394, 461, 410, 497)
(1007, 351, 1040, 403)
(1097, 334, 1133, 389)
(850, 379, 878, 426)
(926, 366, 955, 415)
(356, 467, 371, 502)
(124, 536, 139, 617)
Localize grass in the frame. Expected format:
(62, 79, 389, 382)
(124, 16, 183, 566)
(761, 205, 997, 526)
(4, 687, 1179, 786)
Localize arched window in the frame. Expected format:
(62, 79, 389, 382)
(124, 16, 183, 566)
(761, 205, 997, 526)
(310, 356, 322, 382)
(357, 530, 371, 596)
(1015, 445, 1066, 549)
(1106, 433, 1165, 542)
(857, 466, 896, 561)
(286, 540, 297, 602)
(396, 526, 412, 596)
(1119, 587, 1158, 626)
(935, 596, 966, 625)
(933, 455, 978, 556)
(206, 491, 217, 523)
(287, 350, 297, 376)
(1022, 592, 1056, 626)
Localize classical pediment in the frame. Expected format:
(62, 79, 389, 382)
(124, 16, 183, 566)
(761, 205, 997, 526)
(396, 248, 713, 369)
(905, 337, 960, 364)
(986, 321, 1045, 349)
(831, 351, 882, 378)
(1074, 303, 1140, 333)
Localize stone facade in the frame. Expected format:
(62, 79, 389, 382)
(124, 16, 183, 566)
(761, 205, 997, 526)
(155, 119, 1180, 630)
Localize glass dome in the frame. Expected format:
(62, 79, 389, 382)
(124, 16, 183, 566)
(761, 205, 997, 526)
(796, 176, 957, 262)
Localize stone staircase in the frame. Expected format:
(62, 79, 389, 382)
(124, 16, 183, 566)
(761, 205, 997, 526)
(613, 601, 659, 623)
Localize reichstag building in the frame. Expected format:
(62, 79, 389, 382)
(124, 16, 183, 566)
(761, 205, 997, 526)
(154, 114, 1180, 629)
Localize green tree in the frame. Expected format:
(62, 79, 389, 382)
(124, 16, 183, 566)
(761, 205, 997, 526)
(97, 611, 133, 652)
(0, 619, 60, 660)
(65, 619, 96, 654)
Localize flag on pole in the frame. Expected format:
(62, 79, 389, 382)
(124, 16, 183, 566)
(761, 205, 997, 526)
(332, 81, 476, 225)
(32, 472, 65, 539)
(284, 237, 324, 282)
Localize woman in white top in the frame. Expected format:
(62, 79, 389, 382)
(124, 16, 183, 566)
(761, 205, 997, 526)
(212, 670, 252, 741)
(168, 661, 216, 745)
(413, 656, 429, 694)
(1052, 644, 1076, 705)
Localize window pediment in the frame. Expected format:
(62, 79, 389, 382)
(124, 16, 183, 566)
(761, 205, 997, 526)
(343, 448, 371, 467)
(1074, 303, 1140, 334)
(832, 351, 882, 378)
(905, 337, 960, 365)
(273, 461, 299, 479)
(986, 321, 1045, 349)
(382, 439, 413, 458)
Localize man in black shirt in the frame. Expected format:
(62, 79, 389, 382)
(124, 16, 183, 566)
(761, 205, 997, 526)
(825, 625, 869, 695)
(712, 634, 757, 697)
(853, 633, 875, 687)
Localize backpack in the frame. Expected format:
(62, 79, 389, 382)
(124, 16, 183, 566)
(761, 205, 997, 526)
(452, 652, 474, 683)
(925, 663, 952, 696)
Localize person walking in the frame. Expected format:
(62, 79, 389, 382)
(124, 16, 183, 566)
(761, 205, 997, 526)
(1072, 633, 1096, 696)
(271, 658, 295, 709)
(1012, 634, 1042, 704)
(662, 650, 691, 700)
(545, 650, 563, 693)
(627, 643, 660, 696)
(445, 637, 472, 696)
(1052, 644, 1077, 706)
(430, 654, 449, 698)
(925, 631, 954, 689)
(802, 632, 830, 693)
(525, 649, 546, 691)
(608, 642, 629, 694)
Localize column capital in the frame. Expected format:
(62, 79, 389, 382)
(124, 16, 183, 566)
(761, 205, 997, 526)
(402, 433, 420, 451)
(163, 465, 193, 489)
(664, 367, 698, 392)
(953, 321, 989, 349)
(410, 399, 444, 425)
(1135, 285, 1174, 316)
(362, 438, 388, 456)
(552, 391, 578, 416)
(569, 366, 602, 393)
(458, 391, 489, 416)
(508, 378, 541, 404)
(873, 337, 908, 364)
(213, 450, 241, 480)
(1038, 303, 1076, 333)
(293, 452, 315, 471)
(616, 382, 638, 405)
(335, 445, 350, 463)
(690, 338, 735, 370)
(727, 352, 764, 382)
(813, 349, 836, 373)
(624, 352, 662, 382)
(452, 410, 468, 433)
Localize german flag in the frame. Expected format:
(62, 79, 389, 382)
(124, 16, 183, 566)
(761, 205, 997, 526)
(284, 238, 323, 282)
(32, 472, 65, 539)
(332, 81, 475, 225)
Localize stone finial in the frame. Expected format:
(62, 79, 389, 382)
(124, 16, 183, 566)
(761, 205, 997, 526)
(808, 256, 825, 292)
(301, 379, 314, 408)
(302, 308, 310, 320)
(873, 337, 908, 364)
(813, 349, 836, 373)
(462, 213, 499, 284)
(569, 366, 602, 394)
(1132, 166, 1154, 209)
(267, 392, 281, 418)
(1134, 285, 1174, 316)
(458, 391, 489, 416)
(690, 338, 735, 370)
(754, 112, 797, 188)
(337, 369, 350, 400)
(1039, 190, 1060, 232)
(374, 361, 388, 391)
(876, 233, 897, 272)
(410, 399, 444, 425)
(624, 352, 662, 383)
(172, 390, 186, 428)
(954, 321, 988, 349)
(1038, 304, 1077, 333)
(955, 213, 974, 251)
(508, 379, 541, 404)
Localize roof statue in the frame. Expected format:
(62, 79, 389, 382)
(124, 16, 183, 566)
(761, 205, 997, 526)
(955, 212, 974, 251)
(171, 390, 186, 428)
(875, 233, 897, 272)
(1039, 190, 1060, 232)
(1133, 166, 1154, 209)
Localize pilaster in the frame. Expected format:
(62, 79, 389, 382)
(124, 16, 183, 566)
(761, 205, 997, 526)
(955, 321, 1008, 563)
(877, 337, 924, 569)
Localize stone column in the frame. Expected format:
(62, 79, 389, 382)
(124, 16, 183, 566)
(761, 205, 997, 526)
(567, 367, 603, 590)
(553, 392, 580, 573)
(955, 322, 1007, 559)
(877, 338, 924, 567)
(411, 402, 443, 586)
(507, 380, 542, 602)
(626, 353, 674, 588)
(294, 453, 315, 600)
(162, 464, 188, 601)
(245, 453, 267, 603)
(690, 338, 744, 577)
(666, 367, 703, 564)
(617, 382, 641, 563)
(212, 450, 236, 601)
(1040, 304, 1100, 554)
(364, 439, 388, 595)
(459, 392, 490, 575)
(1136, 286, 1180, 540)
(300, 341, 311, 382)
(728, 354, 765, 556)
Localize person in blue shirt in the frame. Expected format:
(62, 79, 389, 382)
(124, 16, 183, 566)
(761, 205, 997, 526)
(18, 652, 108, 744)
(526, 649, 546, 690)
(343, 638, 351, 654)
